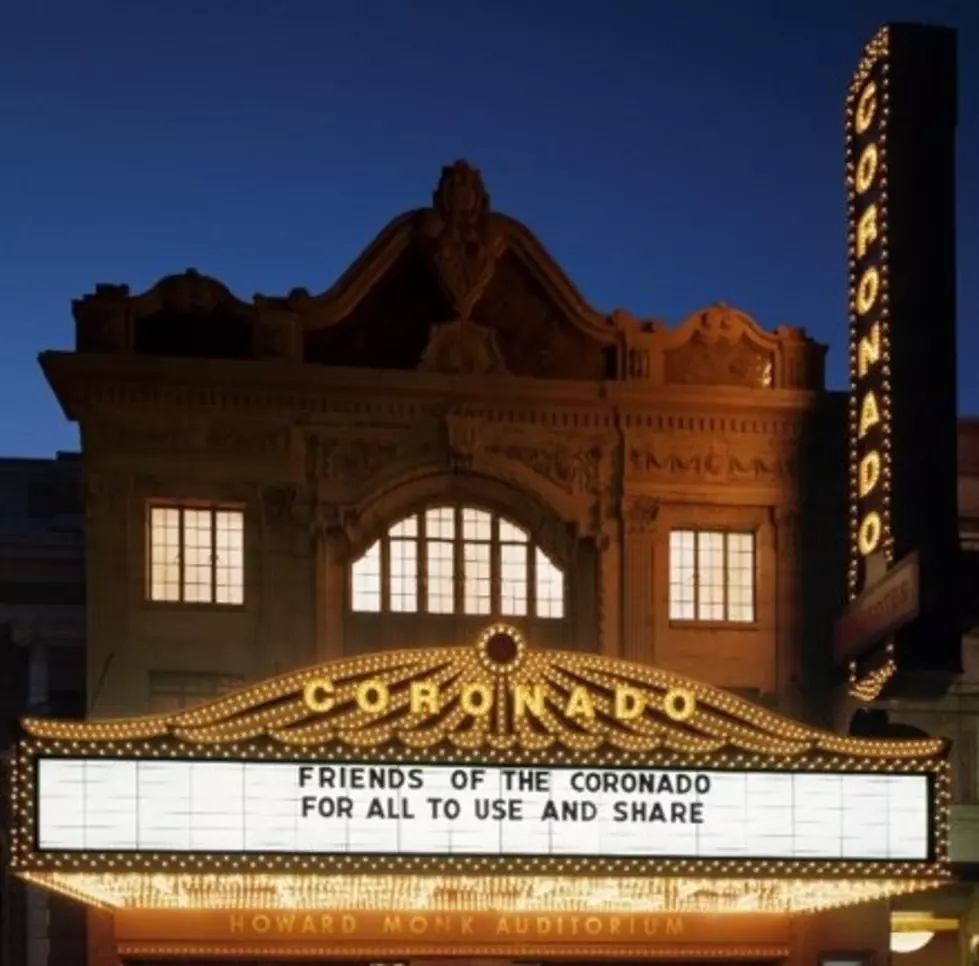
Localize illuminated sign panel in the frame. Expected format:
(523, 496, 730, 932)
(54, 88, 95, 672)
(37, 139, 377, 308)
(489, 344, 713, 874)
(843, 24, 959, 684)
(846, 40, 889, 575)
(36, 759, 931, 862)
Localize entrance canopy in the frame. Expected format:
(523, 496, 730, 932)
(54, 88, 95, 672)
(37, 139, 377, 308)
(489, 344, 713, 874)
(9, 625, 951, 917)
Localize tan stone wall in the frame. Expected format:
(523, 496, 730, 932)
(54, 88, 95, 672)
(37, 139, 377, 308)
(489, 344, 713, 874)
(60, 353, 826, 720)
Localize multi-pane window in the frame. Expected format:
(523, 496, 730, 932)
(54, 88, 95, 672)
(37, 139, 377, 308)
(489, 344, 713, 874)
(147, 505, 245, 605)
(148, 671, 244, 713)
(668, 529, 755, 623)
(350, 505, 565, 619)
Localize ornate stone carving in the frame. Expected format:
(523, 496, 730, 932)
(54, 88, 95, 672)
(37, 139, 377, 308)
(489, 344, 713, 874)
(664, 304, 774, 389)
(444, 412, 481, 474)
(146, 269, 242, 316)
(488, 443, 602, 495)
(418, 318, 508, 376)
(306, 433, 442, 489)
(629, 440, 794, 484)
(421, 161, 504, 320)
(321, 439, 401, 483)
(666, 335, 773, 388)
(623, 495, 660, 533)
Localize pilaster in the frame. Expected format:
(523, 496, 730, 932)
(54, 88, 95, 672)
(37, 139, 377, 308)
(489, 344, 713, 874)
(773, 507, 803, 716)
(315, 524, 347, 662)
(621, 496, 660, 664)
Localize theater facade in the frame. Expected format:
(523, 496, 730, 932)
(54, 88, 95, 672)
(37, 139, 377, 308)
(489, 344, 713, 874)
(5, 153, 950, 965)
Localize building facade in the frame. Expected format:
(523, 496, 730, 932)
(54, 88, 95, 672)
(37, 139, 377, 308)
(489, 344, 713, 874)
(8, 161, 949, 966)
(45, 161, 840, 722)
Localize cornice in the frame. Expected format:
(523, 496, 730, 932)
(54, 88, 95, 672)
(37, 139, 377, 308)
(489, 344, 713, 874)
(40, 350, 823, 438)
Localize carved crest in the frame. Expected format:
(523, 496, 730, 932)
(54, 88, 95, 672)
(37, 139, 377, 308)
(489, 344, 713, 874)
(422, 161, 504, 319)
(664, 304, 775, 389)
(418, 318, 508, 376)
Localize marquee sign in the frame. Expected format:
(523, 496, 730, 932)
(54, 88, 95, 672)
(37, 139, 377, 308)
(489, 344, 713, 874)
(8, 626, 952, 915)
(842, 23, 959, 694)
(36, 759, 930, 862)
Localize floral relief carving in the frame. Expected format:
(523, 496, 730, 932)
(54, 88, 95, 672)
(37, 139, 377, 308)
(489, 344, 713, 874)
(623, 495, 661, 533)
(487, 442, 603, 496)
(308, 434, 443, 489)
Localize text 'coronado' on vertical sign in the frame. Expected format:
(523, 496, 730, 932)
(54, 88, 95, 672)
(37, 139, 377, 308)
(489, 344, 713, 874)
(845, 26, 891, 598)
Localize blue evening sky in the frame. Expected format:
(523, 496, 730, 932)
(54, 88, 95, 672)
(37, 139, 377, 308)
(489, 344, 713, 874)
(2, 0, 977, 456)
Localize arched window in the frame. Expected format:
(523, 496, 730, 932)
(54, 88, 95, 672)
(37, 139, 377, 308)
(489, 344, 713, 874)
(350, 505, 565, 619)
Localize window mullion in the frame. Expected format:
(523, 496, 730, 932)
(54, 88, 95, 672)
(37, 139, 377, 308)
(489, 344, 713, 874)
(491, 517, 500, 616)
(178, 508, 186, 604)
(722, 533, 730, 622)
(455, 506, 464, 615)
(210, 509, 218, 605)
(693, 531, 700, 621)
(528, 542, 538, 618)
(419, 512, 429, 614)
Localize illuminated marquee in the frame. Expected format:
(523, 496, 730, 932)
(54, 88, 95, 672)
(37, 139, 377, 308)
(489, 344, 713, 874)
(846, 26, 892, 593)
(9, 626, 952, 915)
(841, 23, 959, 698)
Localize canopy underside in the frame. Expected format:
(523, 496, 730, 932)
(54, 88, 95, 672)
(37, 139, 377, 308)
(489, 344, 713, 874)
(21, 871, 945, 915)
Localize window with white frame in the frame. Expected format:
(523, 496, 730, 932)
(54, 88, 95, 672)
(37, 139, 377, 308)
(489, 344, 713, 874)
(147, 505, 245, 605)
(350, 505, 565, 619)
(668, 529, 755, 623)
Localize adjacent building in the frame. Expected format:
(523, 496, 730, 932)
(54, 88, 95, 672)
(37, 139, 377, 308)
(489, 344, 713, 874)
(0, 453, 84, 966)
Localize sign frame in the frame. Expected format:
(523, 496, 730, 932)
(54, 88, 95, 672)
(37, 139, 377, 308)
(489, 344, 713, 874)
(29, 753, 936, 869)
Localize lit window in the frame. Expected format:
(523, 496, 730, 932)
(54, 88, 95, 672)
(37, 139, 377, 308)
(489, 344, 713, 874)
(463, 507, 492, 616)
(535, 547, 565, 619)
(351, 540, 381, 612)
(668, 529, 755, 623)
(147, 505, 244, 605)
(349, 505, 565, 619)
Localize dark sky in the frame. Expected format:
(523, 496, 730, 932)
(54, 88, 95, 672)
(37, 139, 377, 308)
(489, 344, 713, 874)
(2, 0, 977, 457)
